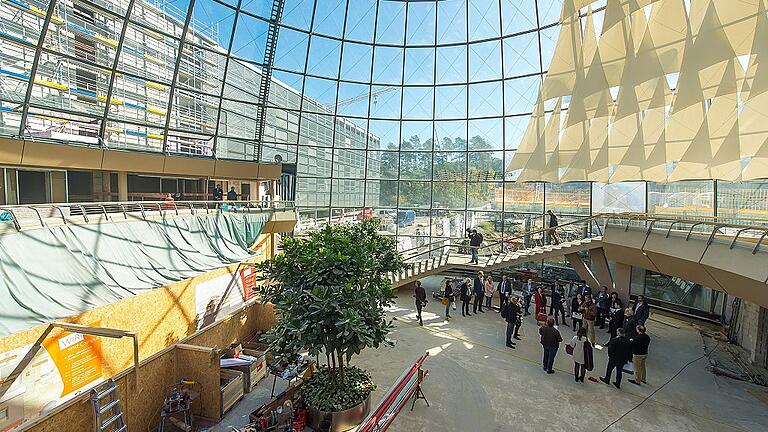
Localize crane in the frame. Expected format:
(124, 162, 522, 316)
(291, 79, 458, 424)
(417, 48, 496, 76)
(322, 86, 398, 111)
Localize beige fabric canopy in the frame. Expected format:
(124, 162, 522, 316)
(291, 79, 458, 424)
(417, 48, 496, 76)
(508, 0, 768, 183)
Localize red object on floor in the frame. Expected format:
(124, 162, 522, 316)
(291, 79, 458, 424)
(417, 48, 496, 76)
(536, 312, 548, 323)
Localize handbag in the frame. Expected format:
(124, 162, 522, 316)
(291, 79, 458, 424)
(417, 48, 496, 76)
(571, 312, 583, 320)
(441, 297, 449, 306)
(566, 344, 574, 355)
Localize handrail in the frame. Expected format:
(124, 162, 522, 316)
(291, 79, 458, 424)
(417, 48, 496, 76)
(397, 212, 768, 265)
(0, 200, 296, 231)
(399, 212, 610, 261)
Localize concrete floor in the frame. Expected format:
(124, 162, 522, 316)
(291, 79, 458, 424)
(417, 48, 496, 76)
(213, 286, 768, 432)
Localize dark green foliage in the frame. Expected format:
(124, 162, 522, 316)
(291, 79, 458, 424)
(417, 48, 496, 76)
(301, 366, 375, 412)
(257, 219, 405, 408)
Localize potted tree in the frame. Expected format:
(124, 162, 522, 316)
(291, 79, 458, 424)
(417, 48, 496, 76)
(257, 219, 405, 431)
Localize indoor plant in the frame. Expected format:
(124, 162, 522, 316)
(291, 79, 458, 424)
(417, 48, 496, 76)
(257, 219, 405, 430)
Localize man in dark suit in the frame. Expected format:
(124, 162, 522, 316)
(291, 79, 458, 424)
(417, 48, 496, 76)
(633, 295, 650, 326)
(503, 296, 522, 348)
(601, 328, 633, 388)
(213, 184, 224, 201)
(473, 271, 485, 313)
(498, 274, 512, 313)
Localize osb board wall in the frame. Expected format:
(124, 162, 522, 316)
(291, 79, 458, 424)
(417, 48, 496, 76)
(176, 345, 222, 420)
(188, 302, 276, 350)
(22, 298, 277, 432)
(0, 234, 272, 376)
(25, 347, 179, 432)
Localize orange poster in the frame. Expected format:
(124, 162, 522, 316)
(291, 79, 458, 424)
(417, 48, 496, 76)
(240, 266, 258, 302)
(42, 331, 104, 397)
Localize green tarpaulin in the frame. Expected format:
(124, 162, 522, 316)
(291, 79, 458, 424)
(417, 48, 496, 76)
(0, 212, 267, 337)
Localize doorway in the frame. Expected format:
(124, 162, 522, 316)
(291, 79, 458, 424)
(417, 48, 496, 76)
(17, 170, 50, 204)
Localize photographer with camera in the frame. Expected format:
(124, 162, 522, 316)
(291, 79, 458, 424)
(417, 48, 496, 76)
(466, 228, 483, 264)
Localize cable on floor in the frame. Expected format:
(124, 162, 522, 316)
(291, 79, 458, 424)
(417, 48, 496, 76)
(599, 343, 721, 432)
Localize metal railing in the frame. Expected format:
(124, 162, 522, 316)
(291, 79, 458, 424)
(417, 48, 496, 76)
(394, 212, 768, 276)
(0, 200, 295, 231)
(396, 213, 609, 271)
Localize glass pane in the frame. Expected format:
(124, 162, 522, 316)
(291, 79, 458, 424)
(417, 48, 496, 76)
(469, 40, 502, 82)
(399, 181, 431, 208)
(503, 32, 542, 77)
(404, 48, 435, 85)
(340, 42, 373, 82)
(433, 182, 468, 209)
(505, 76, 541, 115)
(281, 0, 315, 30)
(546, 182, 592, 215)
(435, 120, 467, 150)
(307, 36, 341, 79)
(503, 182, 545, 213)
(647, 181, 715, 217)
(436, 45, 467, 84)
(406, 1, 436, 46)
(345, 0, 377, 42)
(468, 0, 500, 41)
(376, 0, 406, 45)
(435, 85, 467, 120)
(437, 0, 466, 44)
(716, 181, 768, 225)
(592, 182, 647, 213)
(274, 27, 310, 72)
(313, 0, 347, 38)
(501, 0, 538, 35)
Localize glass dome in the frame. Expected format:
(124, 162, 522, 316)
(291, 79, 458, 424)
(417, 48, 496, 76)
(2, 0, 767, 250)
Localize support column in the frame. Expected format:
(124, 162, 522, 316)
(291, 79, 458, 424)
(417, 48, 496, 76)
(756, 306, 768, 368)
(117, 171, 128, 201)
(614, 262, 632, 305)
(588, 248, 614, 291)
(564, 253, 600, 292)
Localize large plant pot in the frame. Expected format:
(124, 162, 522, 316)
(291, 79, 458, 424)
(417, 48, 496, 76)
(307, 393, 371, 432)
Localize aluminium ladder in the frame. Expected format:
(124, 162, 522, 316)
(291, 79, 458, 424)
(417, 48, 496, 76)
(91, 379, 127, 432)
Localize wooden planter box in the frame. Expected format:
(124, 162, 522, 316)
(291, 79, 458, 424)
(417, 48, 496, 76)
(222, 349, 267, 393)
(220, 369, 244, 416)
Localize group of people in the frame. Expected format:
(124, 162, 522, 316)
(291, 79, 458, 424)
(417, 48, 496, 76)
(212, 184, 240, 201)
(414, 275, 653, 389)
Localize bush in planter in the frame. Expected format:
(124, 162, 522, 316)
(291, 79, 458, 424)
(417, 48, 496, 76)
(257, 219, 405, 410)
(302, 366, 374, 412)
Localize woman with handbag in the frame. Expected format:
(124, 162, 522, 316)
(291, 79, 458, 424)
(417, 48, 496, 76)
(443, 279, 455, 320)
(569, 327, 588, 382)
(571, 293, 584, 331)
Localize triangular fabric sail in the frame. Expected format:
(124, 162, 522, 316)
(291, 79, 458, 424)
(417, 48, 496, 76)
(541, 0, 582, 100)
(742, 136, 768, 180)
(669, 116, 712, 181)
(647, 0, 688, 75)
(540, 99, 563, 183)
(713, 0, 761, 56)
(611, 125, 645, 181)
(587, 93, 611, 182)
(599, 0, 631, 87)
(507, 97, 546, 174)
(710, 121, 743, 181)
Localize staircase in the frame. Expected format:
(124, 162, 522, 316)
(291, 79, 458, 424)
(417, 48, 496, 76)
(390, 236, 603, 288)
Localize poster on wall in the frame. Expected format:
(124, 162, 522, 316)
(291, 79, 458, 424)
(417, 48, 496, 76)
(240, 266, 258, 302)
(0, 331, 104, 431)
(195, 269, 247, 330)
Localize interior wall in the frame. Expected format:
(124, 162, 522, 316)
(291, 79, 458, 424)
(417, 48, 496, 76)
(736, 301, 768, 368)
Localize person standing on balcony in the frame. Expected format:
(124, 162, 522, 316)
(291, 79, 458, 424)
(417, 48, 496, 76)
(467, 228, 483, 264)
(227, 187, 238, 201)
(498, 274, 512, 312)
(546, 210, 560, 245)
(473, 271, 485, 313)
(460, 277, 473, 317)
(213, 184, 224, 201)
(414, 280, 427, 326)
